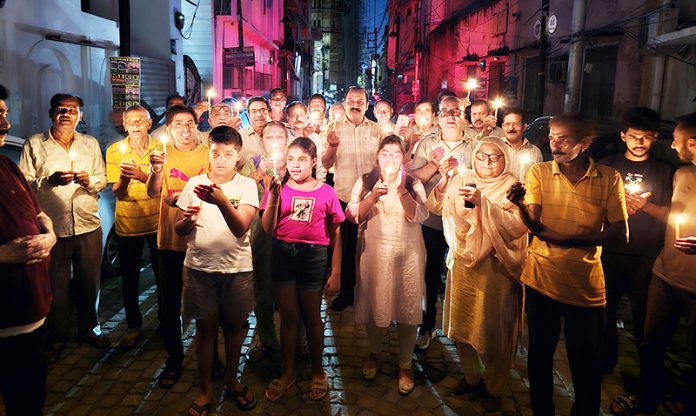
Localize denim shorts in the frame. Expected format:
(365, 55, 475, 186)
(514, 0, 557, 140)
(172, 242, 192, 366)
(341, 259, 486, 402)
(271, 240, 329, 292)
(182, 267, 255, 328)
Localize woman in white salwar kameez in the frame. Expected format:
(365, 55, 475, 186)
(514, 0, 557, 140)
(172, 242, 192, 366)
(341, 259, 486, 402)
(426, 136, 528, 410)
(346, 135, 428, 396)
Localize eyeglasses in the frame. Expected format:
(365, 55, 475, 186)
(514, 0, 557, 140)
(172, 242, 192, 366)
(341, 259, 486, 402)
(475, 152, 504, 162)
(53, 107, 79, 115)
(249, 108, 269, 115)
(439, 109, 463, 117)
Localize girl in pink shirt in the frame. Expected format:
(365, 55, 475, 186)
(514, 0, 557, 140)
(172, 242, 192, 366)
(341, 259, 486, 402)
(261, 137, 344, 402)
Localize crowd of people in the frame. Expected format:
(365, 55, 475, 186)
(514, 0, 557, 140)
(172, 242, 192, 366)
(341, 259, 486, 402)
(0, 82, 695, 416)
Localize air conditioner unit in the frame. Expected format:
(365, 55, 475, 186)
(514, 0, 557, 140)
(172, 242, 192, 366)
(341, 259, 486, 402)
(647, 8, 678, 46)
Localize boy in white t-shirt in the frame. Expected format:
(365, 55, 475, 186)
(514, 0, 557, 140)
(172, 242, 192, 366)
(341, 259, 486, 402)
(175, 126, 259, 413)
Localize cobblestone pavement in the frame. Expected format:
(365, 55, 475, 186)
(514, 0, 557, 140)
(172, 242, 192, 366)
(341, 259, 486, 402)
(16, 264, 688, 415)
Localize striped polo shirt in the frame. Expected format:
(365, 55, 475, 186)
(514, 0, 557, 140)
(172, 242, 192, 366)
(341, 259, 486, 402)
(521, 159, 628, 307)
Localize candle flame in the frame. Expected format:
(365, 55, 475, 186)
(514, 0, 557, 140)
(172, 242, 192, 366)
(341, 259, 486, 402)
(493, 97, 504, 109)
(119, 142, 127, 154)
(68, 149, 75, 161)
(466, 78, 477, 91)
(206, 88, 216, 99)
(675, 213, 686, 226)
(625, 182, 641, 195)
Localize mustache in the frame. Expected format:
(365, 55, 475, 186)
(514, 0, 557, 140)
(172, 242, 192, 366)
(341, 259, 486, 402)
(0, 129, 8, 135)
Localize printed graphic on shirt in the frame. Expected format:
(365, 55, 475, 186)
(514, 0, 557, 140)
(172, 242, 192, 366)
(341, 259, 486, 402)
(290, 196, 315, 222)
(228, 195, 240, 209)
(624, 172, 645, 194)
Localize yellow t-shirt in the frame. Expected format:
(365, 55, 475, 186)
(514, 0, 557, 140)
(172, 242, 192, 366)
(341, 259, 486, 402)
(106, 137, 162, 237)
(521, 160, 628, 307)
(157, 143, 210, 251)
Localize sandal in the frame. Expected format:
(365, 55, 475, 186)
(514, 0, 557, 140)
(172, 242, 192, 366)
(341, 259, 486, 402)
(188, 401, 210, 416)
(225, 384, 257, 411)
(245, 344, 276, 363)
(264, 378, 296, 402)
(398, 367, 415, 396)
(118, 329, 141, 350)
(309, 373, 329, 401)
(663, 394, 686, 416)
(156, 366, 181, 389)
(361, 355, 381, 381)
(609, 395, 641, 416)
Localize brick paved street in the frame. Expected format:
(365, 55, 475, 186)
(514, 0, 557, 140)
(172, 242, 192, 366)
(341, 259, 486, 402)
(22, 264, 687, 415)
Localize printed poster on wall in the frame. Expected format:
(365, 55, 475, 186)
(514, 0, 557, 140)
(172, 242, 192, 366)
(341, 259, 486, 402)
(110, 57, 141, 109)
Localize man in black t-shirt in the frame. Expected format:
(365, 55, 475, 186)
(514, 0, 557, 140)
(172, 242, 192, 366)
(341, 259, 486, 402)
(599, 107, 674, 375)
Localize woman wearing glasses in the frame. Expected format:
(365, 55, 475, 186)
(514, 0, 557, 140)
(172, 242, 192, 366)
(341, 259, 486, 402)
(346, 135, 429, 396)
(426, 136, 528, 411)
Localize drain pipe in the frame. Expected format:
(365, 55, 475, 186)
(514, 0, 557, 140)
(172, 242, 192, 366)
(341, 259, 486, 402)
(564, 0, 587, 112)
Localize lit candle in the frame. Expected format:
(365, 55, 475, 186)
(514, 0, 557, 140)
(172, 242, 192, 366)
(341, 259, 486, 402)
(625, 182, 642, 195)
(269, 143, 279, 177)
(234, 101, 243, 114)
(384, 166, 393, 183)
(493, 97, 504, 119)
(119, 142, 127, 155)
(519, 154, 533, 178)
(206, 88, 216, 106)
(675, 213, 686, 240)
(160, 134, 168, 157)
(466, 78, 477, 100)
(68, 149, 75, 171)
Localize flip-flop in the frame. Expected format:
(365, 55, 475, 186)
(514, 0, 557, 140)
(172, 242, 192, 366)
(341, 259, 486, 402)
(398, 368, 415, 396)
(245, 344, 276, 363)
(361, 356, 381, 381)
(264, 378, 296, 402)
(609, 395, 641, 416)
(156, 366, 181, 389)
(225, 384, 257, 411)
(188, 401, 210, 416)
(309, 373, 329, 401)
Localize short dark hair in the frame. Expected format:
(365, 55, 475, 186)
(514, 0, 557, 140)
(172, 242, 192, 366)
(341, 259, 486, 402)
(504, 107, 525, 120)
(346, 86, 369, 102)
(247, 96, 270, 110)
(675, 113, 696, 138)
(436, 90, 457, 103)
(209, 125, 243, 149)
(49, 93, 80, 110)
(375, 99, 393, 109)
(166, 94, 186, 108)
(549, 112, 591, 140)
(308, 94, 326, 105)
(621, 107, 660, 133)
(270, 88, 287, 98)
(0, 84, 8, 100)
(470, 99, 490, 110)
(285, 101, 307, 114)
(165, 105, 197, 126)
(415, 99, 434, 112)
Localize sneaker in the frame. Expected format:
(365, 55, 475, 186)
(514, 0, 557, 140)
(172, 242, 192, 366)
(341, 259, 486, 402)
(415, 329, 436, 350)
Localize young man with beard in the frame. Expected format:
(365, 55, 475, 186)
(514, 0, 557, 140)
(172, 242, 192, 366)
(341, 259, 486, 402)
(0, 84, 57, 416)
(147, 105, 210, 389)
(611, 113, 696, 416)
(412, 96, 472, 350)
(322, 86, 382, 311)
(106, 105, 163, 350)
(20, 93, 109, 355)
(598, 107, 673, 376)
(502, 108, 543, 181)
(508, 112, 628, 416)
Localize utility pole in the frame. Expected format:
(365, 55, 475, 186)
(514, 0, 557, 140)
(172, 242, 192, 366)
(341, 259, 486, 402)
(237, 0, 245, 97)
(564, 0, 587, 112)
(536, 0, 550, 117)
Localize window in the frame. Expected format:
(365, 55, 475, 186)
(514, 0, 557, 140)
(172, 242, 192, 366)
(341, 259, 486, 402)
(548, 56, 568, 82)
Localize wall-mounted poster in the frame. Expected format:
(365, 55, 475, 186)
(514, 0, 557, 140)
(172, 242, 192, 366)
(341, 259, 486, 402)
(110, 57, 141, 109)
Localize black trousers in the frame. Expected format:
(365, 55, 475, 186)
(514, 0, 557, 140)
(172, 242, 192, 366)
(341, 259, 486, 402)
(337, 200, 358, 302)
(421, 225, 447, 332)
(526, 287, 604, 416)
(117, 233, 160, 329)
(600, 251, 654, 374)
(0, 325, 47, 416)
(158, 249, 185, 370)
(639, 276, 696, 413)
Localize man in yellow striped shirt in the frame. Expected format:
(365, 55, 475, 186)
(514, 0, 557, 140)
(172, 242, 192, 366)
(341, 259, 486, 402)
(508, 112, 628, 416)
(106, 105, 162, 350)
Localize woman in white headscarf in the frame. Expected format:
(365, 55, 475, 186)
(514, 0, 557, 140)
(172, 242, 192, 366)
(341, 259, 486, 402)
(426, 136, 528, 410)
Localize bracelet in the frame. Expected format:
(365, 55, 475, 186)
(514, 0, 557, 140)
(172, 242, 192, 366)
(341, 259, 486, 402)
(149, 165, 163, 174)
(399, 190, 410, 196)
(329, 143, 339, 148)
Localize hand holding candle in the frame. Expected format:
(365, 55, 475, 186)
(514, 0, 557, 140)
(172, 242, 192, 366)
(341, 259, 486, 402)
(68, 149, 76, 172)
(493, 97, 504, 119)
(675, 213, 686, 240)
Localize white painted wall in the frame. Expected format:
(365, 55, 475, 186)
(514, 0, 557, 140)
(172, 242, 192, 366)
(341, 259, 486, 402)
(0, 0, 120, 147)
(182, 0, 213, 87)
